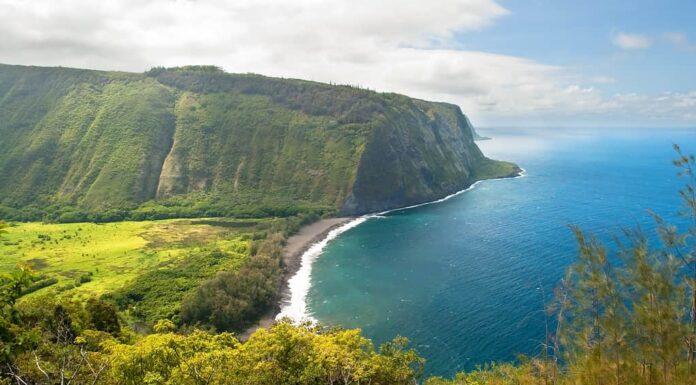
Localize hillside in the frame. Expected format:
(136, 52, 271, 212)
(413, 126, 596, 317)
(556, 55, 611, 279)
(0, 64, 517, 221)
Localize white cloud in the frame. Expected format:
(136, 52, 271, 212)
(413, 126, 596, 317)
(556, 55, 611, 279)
(0, 0, 693, 126)
(603, 91, 696, 120)
(665, 32, 696, 52)
(0, 0, 508, 68)
(611, 32, 653, 50)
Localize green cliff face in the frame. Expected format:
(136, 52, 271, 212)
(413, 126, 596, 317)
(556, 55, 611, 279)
(0, 64, 517, 220)
(341, 100, 516, 214)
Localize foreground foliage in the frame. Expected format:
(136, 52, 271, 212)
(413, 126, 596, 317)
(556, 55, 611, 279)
(1, 282, 423, 385)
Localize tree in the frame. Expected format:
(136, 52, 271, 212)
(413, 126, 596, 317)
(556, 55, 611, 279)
(86, 298, 120, 335)
(0, 265, 36, 364)
(551, 146, 696, 385)
(181, 235, 283, 332)
(665, 144, 696, 366)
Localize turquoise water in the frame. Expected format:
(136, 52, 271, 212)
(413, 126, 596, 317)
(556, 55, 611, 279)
(307, 128, 696, 377)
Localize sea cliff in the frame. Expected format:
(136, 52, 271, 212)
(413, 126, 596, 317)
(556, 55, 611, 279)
(0, 64, 517, 220)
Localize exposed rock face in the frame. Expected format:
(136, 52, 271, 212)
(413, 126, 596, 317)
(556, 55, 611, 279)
(341, 101, 501, 215)
(0, 64, 516, 217)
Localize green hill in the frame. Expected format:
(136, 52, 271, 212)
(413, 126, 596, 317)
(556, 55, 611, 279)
(0, 64, 517, 221)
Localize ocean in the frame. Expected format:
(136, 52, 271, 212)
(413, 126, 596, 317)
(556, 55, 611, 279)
(290, 127, 696, 377)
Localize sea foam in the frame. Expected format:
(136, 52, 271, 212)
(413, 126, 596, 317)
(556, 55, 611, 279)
(276, 217, 368, 322)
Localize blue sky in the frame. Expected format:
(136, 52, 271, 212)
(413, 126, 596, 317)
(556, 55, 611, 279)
(0, 0, 694, 127)
(463, 0, 696, 96)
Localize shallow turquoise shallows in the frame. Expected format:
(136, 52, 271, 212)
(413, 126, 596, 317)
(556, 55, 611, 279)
(307, 127, 696, 377)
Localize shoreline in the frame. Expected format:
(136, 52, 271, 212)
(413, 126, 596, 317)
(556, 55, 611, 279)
(239, 217, 354, 340)
(240, 167, 525, 339)
(373, 166, 525, 216)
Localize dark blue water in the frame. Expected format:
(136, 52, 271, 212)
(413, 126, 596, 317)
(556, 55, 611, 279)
(307, 128, 696, 377)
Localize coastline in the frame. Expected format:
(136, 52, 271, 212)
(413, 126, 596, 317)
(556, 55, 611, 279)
(240, 167, 525, 339)
(374, 166, 525, 216)
(239, 217, 354, 340)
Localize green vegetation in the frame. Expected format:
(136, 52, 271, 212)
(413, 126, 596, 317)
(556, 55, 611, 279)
(0, 64, 514, 222)
(179, 233, 284, 332)
(0, 151, 696, 385)
(2, 282, 424, 385)
(0, 216, 315, 334)
(1, 212, 322, 327)
(1, 215, 426, 384)
(0, 219, 256, 298)
(4, 146, 696, 385)
(471, 160, 520, 181)
(9, 63, 696, 384)
(0, 148, 694, 384)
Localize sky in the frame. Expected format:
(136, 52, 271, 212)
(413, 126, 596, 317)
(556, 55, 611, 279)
(1, 0, 695, 128)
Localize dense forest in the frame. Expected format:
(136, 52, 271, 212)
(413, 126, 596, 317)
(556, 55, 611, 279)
(0, 147, 694, 384)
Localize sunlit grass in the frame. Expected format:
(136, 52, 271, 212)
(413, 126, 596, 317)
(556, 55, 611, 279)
(0, 218, 261, 299)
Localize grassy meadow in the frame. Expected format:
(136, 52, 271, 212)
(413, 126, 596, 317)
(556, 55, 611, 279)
(0, 218, 264, 300)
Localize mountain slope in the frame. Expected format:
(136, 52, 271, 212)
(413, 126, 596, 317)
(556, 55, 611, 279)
(0, 64, 518, 221)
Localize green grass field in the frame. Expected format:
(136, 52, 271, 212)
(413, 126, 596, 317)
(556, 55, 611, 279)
(0, 218, 264, 300)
